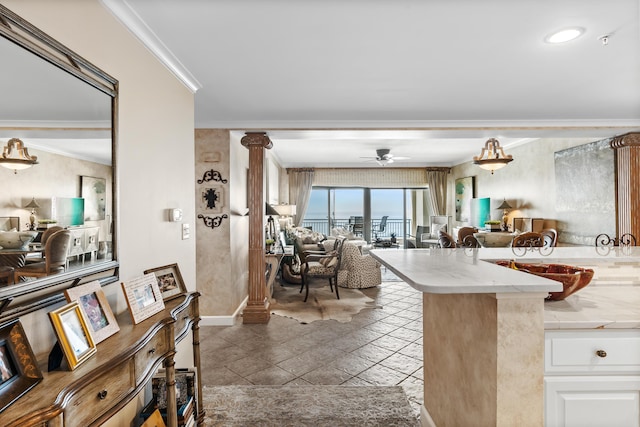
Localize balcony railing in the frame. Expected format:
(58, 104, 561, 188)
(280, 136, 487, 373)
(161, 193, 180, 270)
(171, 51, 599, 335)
(300, 218, 410, 240)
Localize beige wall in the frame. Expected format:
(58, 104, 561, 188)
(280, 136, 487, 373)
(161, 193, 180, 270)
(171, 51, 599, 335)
(5, 0, 196, 355)
(195, 130, 249, 319)
(0, 149, 112, 239)
(449, 138, 608, 244)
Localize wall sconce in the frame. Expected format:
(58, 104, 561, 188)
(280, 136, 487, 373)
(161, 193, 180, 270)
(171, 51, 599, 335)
(473, 138, 513, 174)
(25, 197, 40, 231)
(496, 199, 513, 231)
(0, 138, 39, 174)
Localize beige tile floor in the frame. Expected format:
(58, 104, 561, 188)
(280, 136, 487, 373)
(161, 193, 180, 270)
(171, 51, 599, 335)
(199, 274, 424, 418)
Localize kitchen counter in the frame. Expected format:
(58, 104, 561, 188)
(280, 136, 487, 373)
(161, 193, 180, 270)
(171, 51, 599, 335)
(369, 246, 640, 427)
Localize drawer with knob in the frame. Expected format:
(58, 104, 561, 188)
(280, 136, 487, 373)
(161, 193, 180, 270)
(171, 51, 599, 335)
(64, 360, 134, 426)
(545, 329, 640, 375)
(134, 328, 170, 384)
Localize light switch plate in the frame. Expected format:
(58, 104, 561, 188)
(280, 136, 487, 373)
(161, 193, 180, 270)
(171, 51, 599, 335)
(182, 223, 190, 240)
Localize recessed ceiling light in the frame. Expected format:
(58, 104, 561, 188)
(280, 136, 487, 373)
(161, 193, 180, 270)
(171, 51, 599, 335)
(545, 27, 585, 44)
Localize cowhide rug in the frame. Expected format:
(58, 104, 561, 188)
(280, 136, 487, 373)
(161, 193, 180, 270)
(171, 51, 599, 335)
(270, 282, 380, 324)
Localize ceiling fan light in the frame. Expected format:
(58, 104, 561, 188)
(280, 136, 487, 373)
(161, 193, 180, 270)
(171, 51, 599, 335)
(545, 27, 584, 44)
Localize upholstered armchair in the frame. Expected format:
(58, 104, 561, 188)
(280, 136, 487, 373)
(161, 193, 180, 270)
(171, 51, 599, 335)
(336, 241, 382, 289)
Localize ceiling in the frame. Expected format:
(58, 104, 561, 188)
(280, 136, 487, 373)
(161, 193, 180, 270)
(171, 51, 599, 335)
(104, 0, 639, 167)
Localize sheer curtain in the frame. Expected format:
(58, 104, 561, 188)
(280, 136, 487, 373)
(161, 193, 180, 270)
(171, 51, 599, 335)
(426, 168, 449, 216)
(288, 169, 315, 226)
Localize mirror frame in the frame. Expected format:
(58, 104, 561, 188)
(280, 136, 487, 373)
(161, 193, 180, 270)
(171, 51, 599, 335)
(0, 5, 119, 321)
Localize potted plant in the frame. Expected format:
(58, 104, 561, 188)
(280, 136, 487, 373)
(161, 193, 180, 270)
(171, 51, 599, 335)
(390, 232, 397, 244)
(484, 220, 501, 232)
(265, 238, 275, 253)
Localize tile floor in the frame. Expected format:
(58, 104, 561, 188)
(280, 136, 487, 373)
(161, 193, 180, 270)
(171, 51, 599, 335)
(199, 274, 424, 418)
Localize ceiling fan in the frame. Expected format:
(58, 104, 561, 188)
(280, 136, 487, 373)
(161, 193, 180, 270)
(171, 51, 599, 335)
(361, 148, 410, 166)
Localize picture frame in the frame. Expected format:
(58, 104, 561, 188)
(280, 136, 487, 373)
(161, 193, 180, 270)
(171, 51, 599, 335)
(80, 175, 107, 221)
(48, 302, 97, 370)
(0, 319, 42, 412)
(121, 273, 166, 324)
(143, 263, 187, 301)
(64, 280, 119, 344)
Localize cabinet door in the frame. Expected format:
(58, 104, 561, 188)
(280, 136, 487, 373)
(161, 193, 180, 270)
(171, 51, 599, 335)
(545, 376, 640, 427)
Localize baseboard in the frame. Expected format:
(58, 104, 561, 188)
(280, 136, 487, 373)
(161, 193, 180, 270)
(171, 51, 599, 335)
(200, 295, 248, 326)
(421, 404, 437, 427)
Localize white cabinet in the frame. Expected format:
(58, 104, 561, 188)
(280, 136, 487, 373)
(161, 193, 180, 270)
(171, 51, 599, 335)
(67, 226, 100, 261)
(545, 330, 640, 427)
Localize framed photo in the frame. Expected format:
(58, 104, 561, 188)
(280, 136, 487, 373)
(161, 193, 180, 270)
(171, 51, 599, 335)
(121, 273, 166, 324)
(48, 302, 97, 370)
(80, 175, 107, 221)
(143, 263, 187, 301)
(0, 319, 42, 412)
(64, 280, 119, 344)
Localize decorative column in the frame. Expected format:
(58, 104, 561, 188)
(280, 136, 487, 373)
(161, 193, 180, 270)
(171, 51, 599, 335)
(610, 133, 640, 239)
(241, 132, 272, 324)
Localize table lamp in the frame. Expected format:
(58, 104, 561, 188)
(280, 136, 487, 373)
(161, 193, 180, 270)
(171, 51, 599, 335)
(25, 197, 40, 231)
(496, 199, 513, 231)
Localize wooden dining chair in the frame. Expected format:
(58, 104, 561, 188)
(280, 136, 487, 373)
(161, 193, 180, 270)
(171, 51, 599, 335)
(14, 230, 71, 282)
(457, 226, 479, 248)
(438, 230, 457, 248)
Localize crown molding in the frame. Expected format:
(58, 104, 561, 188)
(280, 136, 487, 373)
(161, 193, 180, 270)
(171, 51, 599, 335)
(100, 0, 202, 93)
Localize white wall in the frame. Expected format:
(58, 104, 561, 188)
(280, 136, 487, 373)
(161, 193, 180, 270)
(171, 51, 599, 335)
(5, 0, 196, 355)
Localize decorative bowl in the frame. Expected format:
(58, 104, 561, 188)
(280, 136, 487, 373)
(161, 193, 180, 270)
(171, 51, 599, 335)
(0, 231, 39, 250)
(474, 232, 515, 248)
(495, 260, 594, 301)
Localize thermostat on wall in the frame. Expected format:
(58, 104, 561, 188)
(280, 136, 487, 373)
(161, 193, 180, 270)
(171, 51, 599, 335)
(168, 208, 183, 222)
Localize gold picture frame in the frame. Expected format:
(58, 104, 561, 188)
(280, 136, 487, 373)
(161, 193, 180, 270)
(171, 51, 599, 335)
(64, 280, 119, 344)
(121, 273, 166, 324)
(143, 263, 187, 301)
(0, 319, 42, 412)
(48, 302, 97, 370)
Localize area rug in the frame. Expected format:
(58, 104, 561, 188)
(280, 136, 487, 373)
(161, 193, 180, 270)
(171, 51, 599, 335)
(202, 385, 419, 426)
(270, 284, 380, 324)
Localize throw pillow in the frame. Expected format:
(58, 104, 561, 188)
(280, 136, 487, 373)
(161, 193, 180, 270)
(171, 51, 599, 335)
(319, 250, 338, 267)
(431, 223, 447, 239)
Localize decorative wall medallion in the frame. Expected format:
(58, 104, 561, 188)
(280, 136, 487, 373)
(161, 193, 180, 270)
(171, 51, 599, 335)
(197, 169, 227, 184)
(200, 186, 224, 213)
(198, 214, 228, 229)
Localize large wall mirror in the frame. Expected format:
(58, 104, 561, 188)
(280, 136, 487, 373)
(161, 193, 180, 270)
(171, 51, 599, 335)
(0, 5, 118, 320)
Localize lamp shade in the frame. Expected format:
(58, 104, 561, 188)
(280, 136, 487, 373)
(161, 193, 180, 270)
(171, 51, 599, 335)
(497, 199, 512, 210)
(25, 197, 40, 209)
(265, 203, 279, 216)
(273, 204, 297, 216)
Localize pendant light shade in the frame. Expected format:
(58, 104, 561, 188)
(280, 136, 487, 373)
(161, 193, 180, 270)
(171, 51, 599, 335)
(473, 138, 513, 174)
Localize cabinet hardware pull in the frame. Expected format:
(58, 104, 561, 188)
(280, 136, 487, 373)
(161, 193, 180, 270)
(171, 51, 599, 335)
(595, 349, 607, 358)
(97, 390, 108, 400)
(149, 348, 156, 354)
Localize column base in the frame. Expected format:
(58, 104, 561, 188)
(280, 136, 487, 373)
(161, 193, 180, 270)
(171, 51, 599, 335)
(242, 299, 270, 324)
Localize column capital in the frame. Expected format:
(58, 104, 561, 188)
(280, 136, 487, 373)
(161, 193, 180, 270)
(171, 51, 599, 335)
(611, 132, 640, 149)
(241, 132, 273, 149)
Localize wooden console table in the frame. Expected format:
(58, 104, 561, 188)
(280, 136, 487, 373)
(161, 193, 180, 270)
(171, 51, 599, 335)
(1, 292, 203, 427)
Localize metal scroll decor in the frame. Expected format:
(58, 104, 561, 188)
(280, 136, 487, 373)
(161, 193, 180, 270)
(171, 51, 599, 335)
(198, 214, 228, 229)
(197, 169, 228, 184)
(595, 233, 637, 247)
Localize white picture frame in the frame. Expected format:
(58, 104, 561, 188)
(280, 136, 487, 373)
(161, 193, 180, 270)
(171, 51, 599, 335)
(121, 273, 166, 324)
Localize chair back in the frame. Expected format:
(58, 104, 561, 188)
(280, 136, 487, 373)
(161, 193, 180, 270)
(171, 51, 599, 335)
(377, 216, 388, 232)
(457, 227, 479, 247)
(45, 230, 71, 271)
(540, 228, 557, 247)
(40, 226, 64, 248)
(438, 230, 457, 248)
(512, 232, 544, 247)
